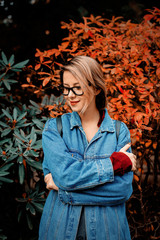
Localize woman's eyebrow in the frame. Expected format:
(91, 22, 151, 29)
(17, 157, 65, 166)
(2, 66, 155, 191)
(63, 83, 80, 87)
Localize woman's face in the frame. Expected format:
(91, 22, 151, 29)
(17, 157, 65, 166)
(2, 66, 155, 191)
(63, 71, 96, 114)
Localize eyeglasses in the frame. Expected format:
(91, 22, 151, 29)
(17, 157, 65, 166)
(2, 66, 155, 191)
(62, 86, 84, 96)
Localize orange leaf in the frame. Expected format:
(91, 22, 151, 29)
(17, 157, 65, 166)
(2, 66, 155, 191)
(143, 14, 153, 21)
(23, 159, 27, 169)
(145, 140, 152, 147)
(138, 152, 142, 157)
(21, 84, 35, 88)
(34, 90, 40, 94)
(138, 185, 142, 191)
(153, 142, 157, 149)
(35, 63, 41, 70)
(156, 67, 160, 76)
(134, 175, 139, 182)
(42, 77, 51, 86)
(151, 224, 154, 231)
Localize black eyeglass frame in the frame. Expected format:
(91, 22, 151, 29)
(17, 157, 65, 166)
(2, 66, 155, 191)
(62, 86, 84, 96)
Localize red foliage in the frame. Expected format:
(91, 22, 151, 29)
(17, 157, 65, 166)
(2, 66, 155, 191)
(24, 8, 160, 171)
(24, 8, 159, 147)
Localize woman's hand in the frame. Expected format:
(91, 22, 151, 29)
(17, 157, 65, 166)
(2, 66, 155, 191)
(44, 173, 59, 191)
(119, 143, 137, 171)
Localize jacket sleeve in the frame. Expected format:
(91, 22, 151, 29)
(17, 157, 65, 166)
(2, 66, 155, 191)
(58, 121, 133, 205)
(58, 172, 133, 206)
(42, 118, 114, 191)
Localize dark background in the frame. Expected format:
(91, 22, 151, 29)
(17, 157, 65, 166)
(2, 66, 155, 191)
(0, 0, 160, 62)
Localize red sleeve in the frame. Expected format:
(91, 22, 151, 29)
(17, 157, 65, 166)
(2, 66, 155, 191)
(110, 152, 132, 176)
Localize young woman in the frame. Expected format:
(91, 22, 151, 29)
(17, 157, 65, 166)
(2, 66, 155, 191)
(39, 56, 136, 240)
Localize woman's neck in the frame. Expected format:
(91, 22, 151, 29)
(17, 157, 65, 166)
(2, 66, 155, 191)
(79, 105, 100, 125)
(78, 105, 101, 143)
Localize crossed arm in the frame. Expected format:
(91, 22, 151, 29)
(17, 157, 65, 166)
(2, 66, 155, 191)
(43, 118, 136, 205)
(44, 144, 135, 205)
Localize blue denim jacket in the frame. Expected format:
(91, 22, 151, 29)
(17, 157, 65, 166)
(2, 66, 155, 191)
(39, 109, 133, 240)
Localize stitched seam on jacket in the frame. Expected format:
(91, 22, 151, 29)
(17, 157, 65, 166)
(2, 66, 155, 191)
(103, 207, 110, 240)
(44, 192, 57, 240)
(53, 204, 66, 239)
(115, 208, 121, 240)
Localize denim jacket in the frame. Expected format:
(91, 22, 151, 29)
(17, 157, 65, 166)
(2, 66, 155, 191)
(39, 109, 133, 240)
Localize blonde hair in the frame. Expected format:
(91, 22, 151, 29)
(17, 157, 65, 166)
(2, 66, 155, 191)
(60, 56, 107, 111)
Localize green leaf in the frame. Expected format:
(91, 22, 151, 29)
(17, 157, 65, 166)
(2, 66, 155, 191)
(0, 176, 13, 183)
(7, 79, 18, 83)
(8, 54, 15, 66)
(0, 232, 7, 240)
(11, 68, 23, 72)
(17, 156, 23, 164)
(30, 134, 37, 146)
(1, 52, 8, 65)
(29, 190, 38, 199)
(0, 73, 6, 80)
(15, 137, 25, 146)
(32, 119, 44, 129)
(32, 139, 42, 149)
(19, 164, 25, 184)
(12, 59, 29, 69)
(0, 59, 6, 67)
(26, 213, 33, 230)
(0, 171, 10, 177)
(1, 128, 12, 137)
(3, 79, 11, 90)
(0, 138, 11, 144)
(17, 112, 27, 122)
(30, 127, 35, 140)
(37, 191, 45, 199)
(20, 129, 27, 139)
(26, 158, 42, 171)
(17, 210, 23, 222)
(0, 163, 14, 171)
(26, 202, 36, 216)
(23, 150, 29, 157)
(0, 121, 9, 128)
(13, 108, 18, 120)
(27, 150, 39, 157)
(16, 118, 27, 126)
(0, 88, 5, 96)
(17, 123, 30, 128)
(26, 202, 30, 211)
(7, 154, 19, 162)
(14, 130, 27, 142)
(31, 201, 44, 212)
(30, 100, 40, 108)
(2, 109, 13, 120)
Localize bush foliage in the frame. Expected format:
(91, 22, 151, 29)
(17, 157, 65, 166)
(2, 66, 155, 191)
(0, 7, 160, 240)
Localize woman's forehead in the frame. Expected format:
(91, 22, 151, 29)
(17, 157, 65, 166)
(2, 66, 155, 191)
(63, 71, 81, 85)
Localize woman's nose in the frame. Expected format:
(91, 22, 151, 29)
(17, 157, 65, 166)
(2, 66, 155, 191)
(68, 89, 75, 97)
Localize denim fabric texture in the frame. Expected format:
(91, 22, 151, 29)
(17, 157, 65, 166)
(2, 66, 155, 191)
(39, 109, 133, 240)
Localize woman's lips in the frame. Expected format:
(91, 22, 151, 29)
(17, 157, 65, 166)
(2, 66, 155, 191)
(70, 101, 80, 106)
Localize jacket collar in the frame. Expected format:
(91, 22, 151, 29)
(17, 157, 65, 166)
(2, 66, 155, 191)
(70, 109, 115, 133)
(100, 109, 115, 133)
(70, 111, 82, 129)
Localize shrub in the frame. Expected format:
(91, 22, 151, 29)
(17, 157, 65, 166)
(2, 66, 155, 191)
(0, 52, 62, 239)
(0, 7, 160, 240)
